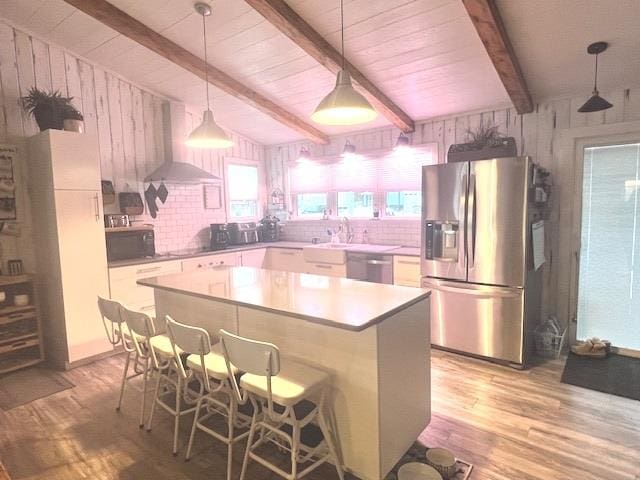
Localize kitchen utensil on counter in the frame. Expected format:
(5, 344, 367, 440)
(104, 214, 130, 228)
(13, 294, 29, 307)
(7, 259, 23, 276)
(101, 180, 115, 205)
(425, 448, 457, 479)
(156, 181, 168, 203)
(398, 462, 443, 480)
(227, 222, 259, 245)
(209, 223, 230, 250)
(258, 215, 280, 242)
(119, 192, 144, 215)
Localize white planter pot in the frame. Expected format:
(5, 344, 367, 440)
(63, 119, 84, 133)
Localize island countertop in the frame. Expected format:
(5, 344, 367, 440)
(138, 266, 430, 331)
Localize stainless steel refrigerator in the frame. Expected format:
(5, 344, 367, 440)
(421, 156, 542, 367)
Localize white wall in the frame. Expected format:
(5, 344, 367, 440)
(266, 88, 640, 333)
(0, 20, 266, 265)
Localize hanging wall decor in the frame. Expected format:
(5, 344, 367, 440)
(0, 145, 17, 221)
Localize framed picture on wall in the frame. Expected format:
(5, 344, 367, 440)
(0, 145, 17, 221)
(204, 184, 222, 210)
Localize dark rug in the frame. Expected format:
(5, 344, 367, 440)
(561, 352, 640, 401)
(0, 367, 74, 410)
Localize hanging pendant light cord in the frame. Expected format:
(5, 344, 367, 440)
(202, 12, 211, 111)
(340, 0, 345, 70)
(593, 53, 599, 93)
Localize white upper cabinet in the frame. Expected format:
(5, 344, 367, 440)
(29, 130, 101, 190)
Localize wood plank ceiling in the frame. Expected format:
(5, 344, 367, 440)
(0, 0, 511, 144)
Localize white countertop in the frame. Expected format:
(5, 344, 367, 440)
(139, 266, 429, 331)
(109, 241, 420, 268)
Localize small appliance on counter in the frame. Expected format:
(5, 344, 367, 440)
(105, 225, 155, 261)
(259, 215, 280, 242)
(209, 223, 230, 251)
(227, 222, 259, 245)
(104, 214, 131, 228)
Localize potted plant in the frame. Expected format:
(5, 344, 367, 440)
(62, 104, 84, 133)
(447, 123, 517, 163)
(21, 88, 78, 132)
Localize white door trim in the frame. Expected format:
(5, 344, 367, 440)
(553, 121, 640, 345)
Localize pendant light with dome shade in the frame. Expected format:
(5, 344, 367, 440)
(578, 41, 613, 113)
(311, 0, 378, 125)
(186, 2, 234, 149)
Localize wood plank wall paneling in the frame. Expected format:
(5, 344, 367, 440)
(0, 20, 266, 273)
(265, 88, 640, 340)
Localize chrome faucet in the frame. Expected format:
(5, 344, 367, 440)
(341, 217, 354, 243)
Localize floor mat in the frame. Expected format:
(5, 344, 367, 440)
(561, 352, 640, 401)
(385, 442, 473, 480)
(0, 367, 74, 410)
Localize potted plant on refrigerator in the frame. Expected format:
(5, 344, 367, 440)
(21, 88, 79, 132)
(62, 105, 84, 133)
(447, 123, 517, 163)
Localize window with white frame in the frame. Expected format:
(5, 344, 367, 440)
(227, 162, 259, 219)
(288, 143, 437, 218)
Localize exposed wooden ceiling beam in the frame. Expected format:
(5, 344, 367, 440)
(462, 0, 533, 114)
(245, 0, 415, 133)
(62, 0, 329, 144)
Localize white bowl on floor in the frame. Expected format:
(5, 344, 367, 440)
(398, 462, 443, 480)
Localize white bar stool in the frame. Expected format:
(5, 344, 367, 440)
(97, 296, 147, 415)
(219, 329, 344, 480)
(135, 310, 200, 456)
(165, 316, 251, 480)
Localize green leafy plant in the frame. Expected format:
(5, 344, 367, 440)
(21, 87, 78, 131)
(465, 123, 505, 149)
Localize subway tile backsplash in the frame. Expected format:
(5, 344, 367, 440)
(279, 219, 421, 247)
(128, 184, 226, 254)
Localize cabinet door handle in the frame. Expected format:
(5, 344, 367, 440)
(397, 260, 419, 266)
(279, 251, 296, 256)
(315, 264, 332, 269)
(93, 194, 100, 222)
(136, 266, 162, 274)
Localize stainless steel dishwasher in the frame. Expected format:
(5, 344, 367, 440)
(346, 252, 394, 284)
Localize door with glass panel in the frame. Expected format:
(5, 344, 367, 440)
(577, 142, 640, 352)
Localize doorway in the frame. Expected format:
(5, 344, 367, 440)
(577, 142, 640, 352)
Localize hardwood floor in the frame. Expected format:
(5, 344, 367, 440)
(0, 350, 639, 480)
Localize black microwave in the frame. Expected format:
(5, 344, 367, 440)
(105, 226, 155, 261)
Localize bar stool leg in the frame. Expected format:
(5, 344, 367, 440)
(116, 351, 132, 412)
(185, 395, 204, 461)
(173, 375, 182, 456)
(146, 367, 163, 432)
(240, 404, 258, 480)
(318, 409, 344, 480)
(226, 402, 235, 480)
(290, 420, 301, 480)
(139, 356, 149, 428)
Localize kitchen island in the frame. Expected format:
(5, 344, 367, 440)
(139, 266, 431, 480)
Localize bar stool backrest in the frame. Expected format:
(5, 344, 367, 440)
(97, 296, 124, 347)
(165, 316, 213, 391)
(121, 305, 157, 364)
(219, 329, 280, 410)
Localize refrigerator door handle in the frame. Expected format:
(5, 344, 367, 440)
(467, 174, 476, 268)
(459, 173, 468, 269)
(423, 278, 521, 298)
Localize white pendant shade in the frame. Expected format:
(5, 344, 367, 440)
(186, 110, 233, 149)
(311, 70, 377, 125)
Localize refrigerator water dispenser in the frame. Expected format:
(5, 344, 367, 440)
(424, 221, 458, 261)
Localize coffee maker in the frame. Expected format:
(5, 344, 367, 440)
(209, 224, 230, 250)
(259, 216, 280, 242)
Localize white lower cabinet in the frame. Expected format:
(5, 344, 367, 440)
(393, 255, 421, 287)
(109, 260, 182, 314)
(265, 248, 305, 273)
(304, 262, 347, 277)
(239, 248, 266, 268)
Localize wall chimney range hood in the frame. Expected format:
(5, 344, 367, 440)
(144, 102, 221, 184)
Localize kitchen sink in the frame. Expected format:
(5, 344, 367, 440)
(303, 243, 399, 265)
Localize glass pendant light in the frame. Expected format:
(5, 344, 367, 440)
(186, 2, 234, 149)
(311, 0, 377, 125)
(578, 41, 613, 113)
